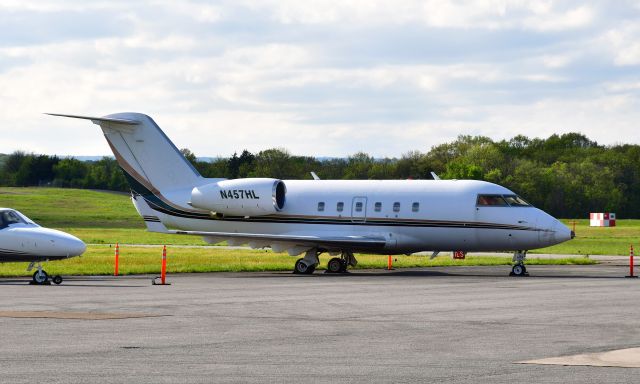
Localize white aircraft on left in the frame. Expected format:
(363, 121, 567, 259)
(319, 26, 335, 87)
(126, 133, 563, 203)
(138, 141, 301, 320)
(0, 208, 86, 284)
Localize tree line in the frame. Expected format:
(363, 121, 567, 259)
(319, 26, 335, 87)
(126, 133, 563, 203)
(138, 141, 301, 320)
(1, 132, 638, 218)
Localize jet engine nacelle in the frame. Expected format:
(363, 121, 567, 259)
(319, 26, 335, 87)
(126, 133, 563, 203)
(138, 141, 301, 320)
(190, 178, 286, 216)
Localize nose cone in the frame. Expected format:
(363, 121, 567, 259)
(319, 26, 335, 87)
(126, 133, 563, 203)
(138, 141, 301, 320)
(554, 221, 573, 244)
(45, 228, 86, 257)
(537, 212, 573, 247)
(64, 235, 87, 256)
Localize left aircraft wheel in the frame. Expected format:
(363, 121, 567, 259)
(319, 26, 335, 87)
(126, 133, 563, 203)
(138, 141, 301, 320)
(294, 259, 315, 274)
(52, 275, 63, 285)
(327, 258, 343, 273)
(33, 270, 49, 284)
(339, 259, 348, 273)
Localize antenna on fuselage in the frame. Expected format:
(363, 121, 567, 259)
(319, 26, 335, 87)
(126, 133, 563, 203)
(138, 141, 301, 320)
(430, 172, 441, 180)
(310, 172, 320, 180)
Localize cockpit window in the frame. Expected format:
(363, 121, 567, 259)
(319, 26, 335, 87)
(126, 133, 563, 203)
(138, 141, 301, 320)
(0, 210, 28, 229)
(477, 194, 532, 207)
(476, 195, 508, 206)
(502, 195, 531, 207)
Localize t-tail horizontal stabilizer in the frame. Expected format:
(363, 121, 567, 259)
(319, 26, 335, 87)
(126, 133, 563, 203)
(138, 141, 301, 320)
(45, 113, 141, 126)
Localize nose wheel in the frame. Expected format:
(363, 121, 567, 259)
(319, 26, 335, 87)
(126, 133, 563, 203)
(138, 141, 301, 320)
(32, 269, 49, 284)
(28, 263, 64, 285)
(510, 250, 529, 277)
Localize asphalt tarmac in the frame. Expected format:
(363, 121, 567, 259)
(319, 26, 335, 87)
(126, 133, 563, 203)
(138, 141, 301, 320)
(1, 264, 639, 383)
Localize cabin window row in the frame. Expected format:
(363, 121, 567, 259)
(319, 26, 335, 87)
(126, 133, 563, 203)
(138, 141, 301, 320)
(317, 201, 420, 213)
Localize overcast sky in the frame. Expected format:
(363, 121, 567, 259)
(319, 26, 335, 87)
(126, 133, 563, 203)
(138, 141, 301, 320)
(1, 0, 639, 158)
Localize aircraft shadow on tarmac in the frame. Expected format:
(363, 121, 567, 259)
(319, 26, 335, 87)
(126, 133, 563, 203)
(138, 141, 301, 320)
(236, 266, 631, 280)
(1, 265, 631, 284)
(0, 276, 149, 287)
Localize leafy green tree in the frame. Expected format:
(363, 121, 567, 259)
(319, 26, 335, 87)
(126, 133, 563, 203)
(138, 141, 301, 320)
(344, 152, 374, 179)
(250, 148, 293, 179)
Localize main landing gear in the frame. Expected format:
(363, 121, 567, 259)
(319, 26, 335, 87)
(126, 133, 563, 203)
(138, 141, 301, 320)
(510, 250, 529, 277)
(326, 251, 357, 274)
(27, 262, 63, 285)
(293, 249, 320, 274)
(293, 250, 358, 274)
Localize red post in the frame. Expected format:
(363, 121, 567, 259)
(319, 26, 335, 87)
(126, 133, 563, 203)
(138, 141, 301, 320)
(161, 245, 167, 285)
(627, 245, 637, 278)
(387, 255, 392, 270)
(114, 243, 119, 276)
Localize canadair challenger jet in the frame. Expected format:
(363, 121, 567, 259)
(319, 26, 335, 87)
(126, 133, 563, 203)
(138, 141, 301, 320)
(0, 208, 86, 284)
(49, 113, 573, 276)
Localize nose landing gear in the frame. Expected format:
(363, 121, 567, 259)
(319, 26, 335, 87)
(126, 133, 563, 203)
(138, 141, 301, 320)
(510, 250, 529, 277)
(27, 262, 63, 285)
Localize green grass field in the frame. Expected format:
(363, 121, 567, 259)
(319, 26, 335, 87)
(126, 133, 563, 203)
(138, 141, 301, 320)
(0, 187, 633, 276)
(0, 187, 141, 228)
(534, 219, 639, 256)
(0, 245, 595, 277)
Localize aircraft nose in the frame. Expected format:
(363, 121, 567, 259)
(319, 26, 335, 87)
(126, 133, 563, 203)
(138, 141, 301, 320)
(538, 213, 572, 246)
(59, 234, 86, 256)
(69, 237, 87, 256)
(555, 221, 573, 243)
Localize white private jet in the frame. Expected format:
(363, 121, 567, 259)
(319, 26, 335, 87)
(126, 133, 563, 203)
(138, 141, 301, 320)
(0, 208, 86, 284)
(49, 112, 573, 276)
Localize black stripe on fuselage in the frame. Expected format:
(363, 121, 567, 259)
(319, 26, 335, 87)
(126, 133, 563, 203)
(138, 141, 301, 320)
(0, 251, 69, 262)
(123, 168, 542, 232)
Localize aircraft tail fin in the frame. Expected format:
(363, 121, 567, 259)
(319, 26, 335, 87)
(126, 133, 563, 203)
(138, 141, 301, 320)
(131, 194, 170, 233)
(48, 112, 202, 194)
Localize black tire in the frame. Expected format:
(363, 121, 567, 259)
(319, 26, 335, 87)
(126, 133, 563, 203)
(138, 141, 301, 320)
(52, 275, 63, 285)
(32, 270, 49, 284)
(339, 259, 348, 273)
(511, 265, 525, 276)
(294, 259, 314, 274)
(327, 258, 343, 273)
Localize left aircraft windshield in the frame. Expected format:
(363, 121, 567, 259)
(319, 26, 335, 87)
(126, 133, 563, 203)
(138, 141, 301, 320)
(0, 210, 28, 229)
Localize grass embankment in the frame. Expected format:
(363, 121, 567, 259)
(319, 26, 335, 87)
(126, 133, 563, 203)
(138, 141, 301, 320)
(0, 187, 624, 276)
(534, 219, 640, 256)
(0, 187, 206, 245)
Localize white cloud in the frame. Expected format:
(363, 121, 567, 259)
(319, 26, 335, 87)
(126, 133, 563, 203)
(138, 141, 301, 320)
(603, 22, 640, 66)
(1, 0, 640, 158)
(248, 0, 595, 31)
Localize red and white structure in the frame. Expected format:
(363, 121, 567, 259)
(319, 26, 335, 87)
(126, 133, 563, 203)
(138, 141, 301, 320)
(590, 212, 616, 227)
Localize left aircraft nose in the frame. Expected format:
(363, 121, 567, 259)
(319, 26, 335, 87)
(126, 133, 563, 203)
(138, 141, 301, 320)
(63, 235, 87, 256)
(52, 231, 86, 256)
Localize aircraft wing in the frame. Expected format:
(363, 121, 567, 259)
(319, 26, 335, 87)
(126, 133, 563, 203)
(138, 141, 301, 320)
(168, 229, 388, 252)
(131, 194, 388, 254)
